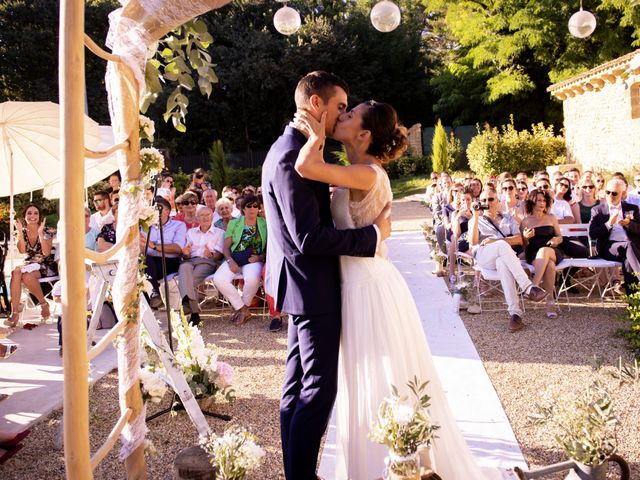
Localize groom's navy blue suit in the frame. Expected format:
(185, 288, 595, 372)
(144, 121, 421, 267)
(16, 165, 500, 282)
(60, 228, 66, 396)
(262, 126, 378, 479)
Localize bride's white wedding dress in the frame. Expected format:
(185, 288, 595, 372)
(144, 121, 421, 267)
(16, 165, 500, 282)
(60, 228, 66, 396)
(333, 164, 503, 480)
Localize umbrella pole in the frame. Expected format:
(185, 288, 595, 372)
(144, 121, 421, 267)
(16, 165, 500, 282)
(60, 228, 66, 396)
(60, 0, 92, 478)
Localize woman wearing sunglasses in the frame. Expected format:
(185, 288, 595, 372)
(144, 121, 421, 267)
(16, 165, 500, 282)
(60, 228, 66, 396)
(550, 177, 577, 224)
(500, 178, 525, 225)
(214, 194, 267, 325)
(174, 192, 200, 229)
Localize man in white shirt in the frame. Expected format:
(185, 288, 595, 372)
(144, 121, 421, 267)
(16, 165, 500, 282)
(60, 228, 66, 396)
(178, 207, 224, 324)
(89, 191, 114, 231)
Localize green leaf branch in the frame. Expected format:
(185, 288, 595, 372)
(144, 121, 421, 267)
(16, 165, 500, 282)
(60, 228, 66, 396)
(143, 18, 218, 133)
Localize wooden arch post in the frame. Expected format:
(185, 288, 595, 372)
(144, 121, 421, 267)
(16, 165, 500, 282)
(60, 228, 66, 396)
(60, 1, 232, 478)
(60, 0, 92, 478)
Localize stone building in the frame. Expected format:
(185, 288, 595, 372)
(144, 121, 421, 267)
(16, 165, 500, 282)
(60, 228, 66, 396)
(547, 49, 640, 174)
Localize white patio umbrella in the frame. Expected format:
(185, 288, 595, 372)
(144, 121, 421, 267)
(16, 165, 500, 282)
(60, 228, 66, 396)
(0, 101, 107, 261)
(42, 125, 117, 199)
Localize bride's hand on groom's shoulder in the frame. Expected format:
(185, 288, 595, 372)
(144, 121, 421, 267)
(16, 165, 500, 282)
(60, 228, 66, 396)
(374, 202, 392, 241)
(293, 110, 326, 143)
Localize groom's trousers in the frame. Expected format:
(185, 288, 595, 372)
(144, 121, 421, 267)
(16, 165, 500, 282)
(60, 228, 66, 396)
(281, 311, 341, 480)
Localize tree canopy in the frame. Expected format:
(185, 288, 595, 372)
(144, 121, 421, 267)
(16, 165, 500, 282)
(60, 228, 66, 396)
(1, 0, 638, 160)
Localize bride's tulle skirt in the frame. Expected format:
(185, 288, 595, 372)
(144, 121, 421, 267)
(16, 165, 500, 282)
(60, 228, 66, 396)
(335, 255, 502, 480)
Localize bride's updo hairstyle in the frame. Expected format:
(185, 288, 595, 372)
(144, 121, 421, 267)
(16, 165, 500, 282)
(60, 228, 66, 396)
(361, 100, 408, 163)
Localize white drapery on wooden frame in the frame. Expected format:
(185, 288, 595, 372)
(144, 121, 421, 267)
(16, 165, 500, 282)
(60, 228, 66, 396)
(59, 1, 232, 478)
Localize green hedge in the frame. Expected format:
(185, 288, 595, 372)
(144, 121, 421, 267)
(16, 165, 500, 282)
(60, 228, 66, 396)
(467, 117, 565, 176)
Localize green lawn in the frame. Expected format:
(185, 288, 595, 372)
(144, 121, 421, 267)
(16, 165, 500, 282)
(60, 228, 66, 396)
(390, 175, 430, 199)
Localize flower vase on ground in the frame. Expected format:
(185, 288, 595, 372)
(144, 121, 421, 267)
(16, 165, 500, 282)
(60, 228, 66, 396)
(570, 461, 607, 480)
(385, 451, 420, 480)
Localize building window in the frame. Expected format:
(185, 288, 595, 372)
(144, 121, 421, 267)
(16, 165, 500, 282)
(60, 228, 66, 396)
(632, 83, 640, 119)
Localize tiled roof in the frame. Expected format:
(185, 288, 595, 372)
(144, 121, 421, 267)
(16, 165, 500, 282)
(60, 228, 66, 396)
(547, 49, 640, 100)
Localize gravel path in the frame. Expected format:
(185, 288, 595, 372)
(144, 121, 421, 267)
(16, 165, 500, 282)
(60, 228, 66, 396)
(3, 198, 638, 479)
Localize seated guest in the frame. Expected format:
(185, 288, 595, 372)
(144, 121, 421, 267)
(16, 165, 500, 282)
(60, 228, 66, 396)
(595, 173, 606, 201)
(242, 185, 256, 196)
(189, 168, 211, 197)
(200, 188, 221, 223)
(431, 173, 453, 255)
(447, 187, 473, 282)
(576, 179, 600, 248)
(469, 177, 483, 199)
(157, 174, 177, 214)
(96, 203, 118, 252)
(521, 190, 563, 318)
(589, 179, 640, 294)
(84, 207, 100, 251)
(469, 188, 547, 332)
(612, 172, 640, 207)
(90, 191, 114, 231)
(214, 197, 234, 231)
(550, 177, 575, 224)
(174, 191, 200, 229)
(500, 178, 525, 224)
(108, 172, 121, 192)
(577, 179, 600, 223)
(179, 207, 225, 325)
(3, 203, 57, 333)
(144, 186, 155, 205)
(140, 196, 187, 309)
(214, 194, 267, 325)
(516, 181, 529, 200)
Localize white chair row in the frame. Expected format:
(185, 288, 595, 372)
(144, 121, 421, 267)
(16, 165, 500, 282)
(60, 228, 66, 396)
(455, 224, 622, 314)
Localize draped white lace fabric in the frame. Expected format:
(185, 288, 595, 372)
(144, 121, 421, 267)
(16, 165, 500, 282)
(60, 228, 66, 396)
(105, 0, 232, 102)
(102, 0, 232, 461)
(331, 164, 505, 479)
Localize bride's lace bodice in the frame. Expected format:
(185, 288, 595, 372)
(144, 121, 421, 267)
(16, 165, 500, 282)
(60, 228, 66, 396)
(331, 164, 392, 230)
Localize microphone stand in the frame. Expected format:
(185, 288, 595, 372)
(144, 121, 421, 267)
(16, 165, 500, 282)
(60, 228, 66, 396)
(145, 180, 230, 423)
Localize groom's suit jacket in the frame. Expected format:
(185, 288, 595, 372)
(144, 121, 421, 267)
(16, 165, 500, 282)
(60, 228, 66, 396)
(261, 126, 378, 316)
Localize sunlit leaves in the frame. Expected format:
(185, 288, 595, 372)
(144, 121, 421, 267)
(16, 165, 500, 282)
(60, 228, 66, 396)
(143, 18, 218, 133)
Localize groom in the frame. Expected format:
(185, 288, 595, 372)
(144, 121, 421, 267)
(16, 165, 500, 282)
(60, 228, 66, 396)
(262, 71, 391, 480)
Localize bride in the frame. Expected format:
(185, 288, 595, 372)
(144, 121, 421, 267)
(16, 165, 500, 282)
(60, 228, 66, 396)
(294, 101, 503, 479)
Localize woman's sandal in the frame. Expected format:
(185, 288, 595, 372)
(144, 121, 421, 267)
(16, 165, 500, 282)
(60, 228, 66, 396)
(546, 305, 559, 319)
(3, 312, 20, 329)
(39, 301, 51, 324)
(0, 344, 18, 359)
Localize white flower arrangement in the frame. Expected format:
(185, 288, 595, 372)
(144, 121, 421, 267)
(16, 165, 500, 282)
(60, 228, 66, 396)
(139, 204, 159, 232)
(139, 365, 168, 404)
(139, 147, 165, 180)
(453, 279, 472, 296)
(170, 311, 235, 404)
(199, 425, 265, 480)
(139, 114, 155, 143)
(370, 377, 440, 477)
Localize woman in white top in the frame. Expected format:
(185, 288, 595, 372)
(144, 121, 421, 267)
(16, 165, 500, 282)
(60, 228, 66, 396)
(550, 177, 577, 224)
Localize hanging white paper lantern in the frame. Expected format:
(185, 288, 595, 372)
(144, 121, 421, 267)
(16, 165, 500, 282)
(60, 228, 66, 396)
(274, 3, 301, 36)
(370, 0, 402, 33)
(568, 8, 597, 38)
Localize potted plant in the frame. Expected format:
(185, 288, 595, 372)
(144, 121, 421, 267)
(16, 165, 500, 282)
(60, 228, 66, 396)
(529, 382, 618, 480)
(370, 377, 440, 480)
(199, 425, 265, 480)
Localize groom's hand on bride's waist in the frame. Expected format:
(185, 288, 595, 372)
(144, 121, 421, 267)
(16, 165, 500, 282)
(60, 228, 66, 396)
(374, 202, 392, 241)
